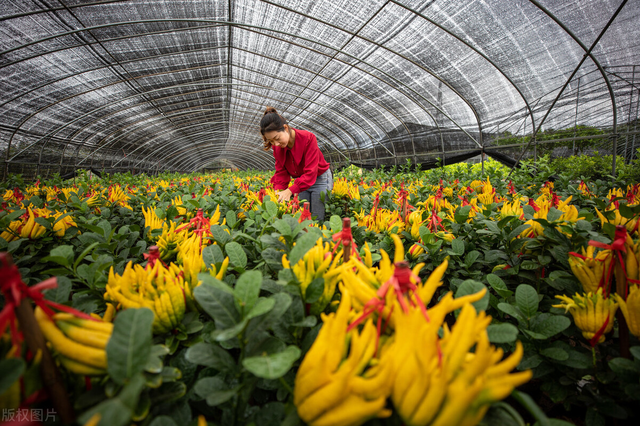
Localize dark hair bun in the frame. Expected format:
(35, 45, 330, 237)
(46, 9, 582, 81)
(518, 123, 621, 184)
(264, 106, 277, 115)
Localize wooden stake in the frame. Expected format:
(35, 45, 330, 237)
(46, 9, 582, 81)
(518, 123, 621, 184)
(342, 217, 351, 263)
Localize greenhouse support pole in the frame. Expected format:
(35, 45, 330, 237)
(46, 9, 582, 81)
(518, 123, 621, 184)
(612, 133, 618, 178)
(632, 89, 640, 160)
(625, 65, 635, 163)
(510, 0, 626, 178)
(573, 77, 581, 155)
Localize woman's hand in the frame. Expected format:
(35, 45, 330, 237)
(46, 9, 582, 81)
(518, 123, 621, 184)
(276, 188, 293, 203)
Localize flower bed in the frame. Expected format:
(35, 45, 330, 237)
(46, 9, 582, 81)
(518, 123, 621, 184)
(1, 164, 639, 426)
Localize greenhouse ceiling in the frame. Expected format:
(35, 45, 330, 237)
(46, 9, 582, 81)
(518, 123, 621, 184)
(1, 0, 639, 174)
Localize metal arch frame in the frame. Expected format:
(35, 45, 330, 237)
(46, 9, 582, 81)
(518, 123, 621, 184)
(0, 25, 229, 109)
(63, 73, 370, 165)
(49, 0, 194, 155)
(2, 18, 479, 158)
(123, 102, 357, 169)
(508, 0, 625, 176)
(108, 112, 351, 169)
(124, 130, 273, 171)
(226, 0, 234, 149)
(272, 0, 414, 161)
(114, 128, 278, 170)
(9, 80, 370, 167)
(97, 112, 351, 170)
(74, 60, 401, 163)
(0, 22, 228, 73)
(10, 56, 390, 168)
(3, 25, 440, 171)
(161, 140, 277, 171)
(4, 41, 416, 168)
(0, 0, 128, 21)
(65, 82, 371, 166)
(260, 0, 483, 149)
(217, 50, 411, 156)
(388, 0, 537, 143)
(604, 69, 640, 93)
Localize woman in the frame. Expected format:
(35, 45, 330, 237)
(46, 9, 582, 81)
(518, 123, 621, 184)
(260, 106, 333, 222)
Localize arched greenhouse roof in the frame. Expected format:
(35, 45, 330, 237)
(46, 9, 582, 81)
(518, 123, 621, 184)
(1, 0, 639, 176)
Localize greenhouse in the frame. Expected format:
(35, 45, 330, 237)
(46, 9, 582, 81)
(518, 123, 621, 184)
(1, 1, 640, 426)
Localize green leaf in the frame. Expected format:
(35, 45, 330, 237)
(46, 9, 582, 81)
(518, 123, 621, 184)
(225, 210, 237, 229)
(487, 323, 519, 343)
(107, 308, 154, 385)
(194, 280, 241, 329)
(203, 244, 225, 267)
(585, 407, 605, 426)
(195, 376, 240, 406)
(486, 274, 513, 298)
(546, 207, 563, 223)
(234, 270, 262, 316)
(211, 225, 231, 245)
(212, 319, 248, 341)
(508, 224, 531, 241)
(289, 232, 320, 265)
(43, 276, 72, 303)
(246, 297, 276, 320)
(148, 416, 179, 426)
(329, 215, 342, 232)
(464, 250, 481, 268)
(225, 241, 247, 268)
(292, 316, 318, 328)
(518, 354, 543, 370)
(515, 284, 539, 318)
(630, 346, 640, 361)
(77, 374, 146, 426)
(265, 200, 278, 218)
(73, 242, 100, 271)
(609, 358, 640, 375)
(304, 277, 324, 304)
(242, 345, 301, 379)
(454, 205, 472, 223)
(455, 280, 489, 312)
(530, 315, 571, 338)
(42, 244, 75, 268)
(273, 219, 292, 237)
(449, 239, 465, 256)
(98, 219, 112, 239)
(186, 342, 236, 372)
(535, 420, 574, 426)
(0, 358, 26, 394)
(7, 209, 26, 221)
(144, 344, 168, 374)
(497, 303, 526, 323)
(540, 347, 569, 361)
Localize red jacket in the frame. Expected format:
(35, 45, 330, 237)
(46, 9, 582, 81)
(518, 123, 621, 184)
(270, 128, 330, 194)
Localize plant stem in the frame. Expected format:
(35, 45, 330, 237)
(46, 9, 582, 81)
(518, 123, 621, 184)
(279, 376, 294, 395)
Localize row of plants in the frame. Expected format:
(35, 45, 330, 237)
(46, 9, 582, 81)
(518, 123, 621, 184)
(1, 160, 639, 426)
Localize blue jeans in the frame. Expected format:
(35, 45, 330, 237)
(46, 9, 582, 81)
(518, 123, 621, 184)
(298, 169, 333, 222)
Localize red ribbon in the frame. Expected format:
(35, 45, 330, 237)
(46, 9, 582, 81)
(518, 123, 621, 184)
(331, 219, 360, 261)
(299, 202, 311, 223)
(589, 313, 610, 347)
(0, 254, 98, 348)
(175, 208, 212, 247)
(347, 261, 433, 358)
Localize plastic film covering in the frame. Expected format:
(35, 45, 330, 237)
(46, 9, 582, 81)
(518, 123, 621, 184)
(1, 0, 639, 178)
